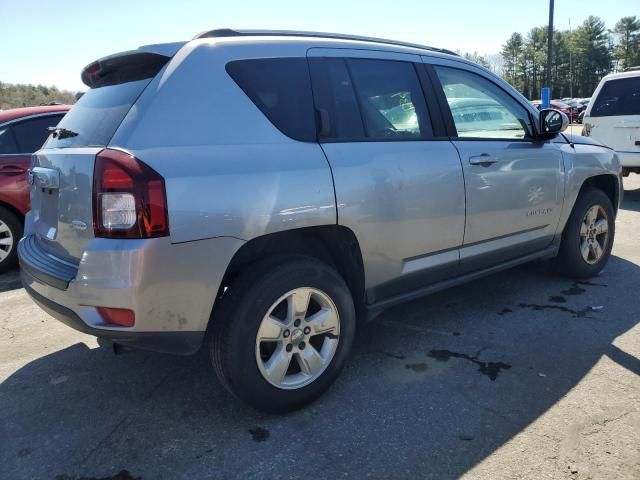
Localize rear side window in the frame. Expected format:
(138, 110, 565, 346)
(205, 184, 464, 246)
(348, 59, 432, 140)
(12, 114, 65, 152)
(309, 58, 432, 141)
(45, 79, 153, 148)
(309, 58, 365, 140)
(0, 126, 18, 154)
(226, 58, 316, 142)
(591, 77, 640, 117)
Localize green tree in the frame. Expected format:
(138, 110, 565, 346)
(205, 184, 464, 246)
(612, 16, 640, 71)
(0, 81, 77, 110)
(570, 16, 612, 97)
(500, 33, 524, 90)
(462, 51, 491, 69)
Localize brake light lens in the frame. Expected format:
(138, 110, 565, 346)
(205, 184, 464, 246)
(93, 148, 169, 238)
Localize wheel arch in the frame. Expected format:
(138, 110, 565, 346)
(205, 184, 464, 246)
(579, 173, 619, 214)
(212, 225, 367, 324)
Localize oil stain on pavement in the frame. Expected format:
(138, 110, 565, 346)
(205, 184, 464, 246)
(54, 470, 140, 480)
(518, 303, 591, 318)
(248, 427, 270, 442)
(428, 350, 511, 381)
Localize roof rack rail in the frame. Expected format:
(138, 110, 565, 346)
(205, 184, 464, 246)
(193, 28, 459, 56)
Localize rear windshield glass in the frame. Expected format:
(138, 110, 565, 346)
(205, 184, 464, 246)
(591, 77, 640, 117)
(226, 58, 316, 142)
(45, 79, 152, 148)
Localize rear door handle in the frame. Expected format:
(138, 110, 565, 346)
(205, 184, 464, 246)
(469, 154, 497, 166)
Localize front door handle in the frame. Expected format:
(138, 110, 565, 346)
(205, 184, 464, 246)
(469, 154, 497, 166)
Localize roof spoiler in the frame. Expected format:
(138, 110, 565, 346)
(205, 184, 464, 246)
(81, 42, 186, 88)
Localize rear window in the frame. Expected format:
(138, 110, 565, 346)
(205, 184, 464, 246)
(591, 77, 640, 117)
(226, 58, 316, 142)
(45, 79, 152, 148)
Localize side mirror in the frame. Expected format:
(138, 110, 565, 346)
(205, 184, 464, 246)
(538, 108, 569, 139)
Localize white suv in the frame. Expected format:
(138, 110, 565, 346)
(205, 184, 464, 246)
(583, 68, 640, 176)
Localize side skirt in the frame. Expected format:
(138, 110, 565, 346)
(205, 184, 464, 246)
(366, 245, 558, 320)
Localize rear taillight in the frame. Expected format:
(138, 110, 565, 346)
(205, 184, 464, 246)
(93, 148, 169, 238)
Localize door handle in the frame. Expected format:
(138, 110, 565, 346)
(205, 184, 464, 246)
(469, 154, 497, 166)
(0, 165, 27, 175)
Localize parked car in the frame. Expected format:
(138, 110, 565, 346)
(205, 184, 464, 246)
(0, 105, 70, 272)
(582, 69, 640, 177)
(530, 100, 575, 122)
(19, 30, 621, 412)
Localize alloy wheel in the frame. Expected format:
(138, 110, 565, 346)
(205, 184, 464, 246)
(0, 220, 14, 263)
(579, 205, 609, 265)
(255, 287, 340, 390)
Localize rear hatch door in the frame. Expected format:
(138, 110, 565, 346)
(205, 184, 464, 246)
(30, 46, 182, 264)
(586, 75, 640, 152)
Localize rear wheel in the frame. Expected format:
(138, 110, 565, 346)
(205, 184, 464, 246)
(210, 256, 356, 412)
(0, 207, 21, 273)
(554, 188, 615, 279)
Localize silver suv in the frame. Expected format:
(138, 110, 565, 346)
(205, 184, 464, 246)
(19, 30, 622, 412)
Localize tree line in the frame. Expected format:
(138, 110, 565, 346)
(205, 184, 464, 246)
(0, 82, 77, 110)
(496, 15, 639, 100)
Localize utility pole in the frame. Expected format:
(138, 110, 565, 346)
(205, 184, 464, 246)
(542, 0, 554, 107)
(569, 18, 573, 98)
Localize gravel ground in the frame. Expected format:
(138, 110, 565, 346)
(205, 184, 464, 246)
(0, 176, 638, 480)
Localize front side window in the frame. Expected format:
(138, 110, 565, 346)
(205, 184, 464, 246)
(226, 58, 316, 142)
(13, 114, 65, 153)
(435, 66, 533, 140)
(591, 77, 640, 117)
(0, 126, 18, 154)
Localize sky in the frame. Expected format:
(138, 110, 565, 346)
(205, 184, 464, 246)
(1, 0, 638, 91)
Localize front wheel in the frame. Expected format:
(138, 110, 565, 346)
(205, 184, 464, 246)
(554, 187, 615, 279)
(210, 256, 356, 412)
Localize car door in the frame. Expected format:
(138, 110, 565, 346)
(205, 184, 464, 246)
(425, 61, 564, 272)
(0, 114, 66, 215)
(307, 48, 466, 303)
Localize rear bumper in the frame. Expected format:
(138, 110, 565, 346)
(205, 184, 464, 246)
(18, 233, 244, 355)
(22, 278, 203, 354)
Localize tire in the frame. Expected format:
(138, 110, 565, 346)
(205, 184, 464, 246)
(210, 255, 356, 413)
(554, 187, 615, 279)
(0, 207, 22, 273)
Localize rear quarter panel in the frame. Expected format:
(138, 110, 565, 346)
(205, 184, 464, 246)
(110, 39, 336, 244)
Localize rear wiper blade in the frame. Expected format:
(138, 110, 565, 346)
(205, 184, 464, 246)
(48, 126, 79, 139)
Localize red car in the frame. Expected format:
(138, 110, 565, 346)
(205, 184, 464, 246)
(530, 100, 574, 122)
(0, 105, 70, 272)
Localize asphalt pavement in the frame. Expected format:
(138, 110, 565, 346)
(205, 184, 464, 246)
(0, 176, 638, 480)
